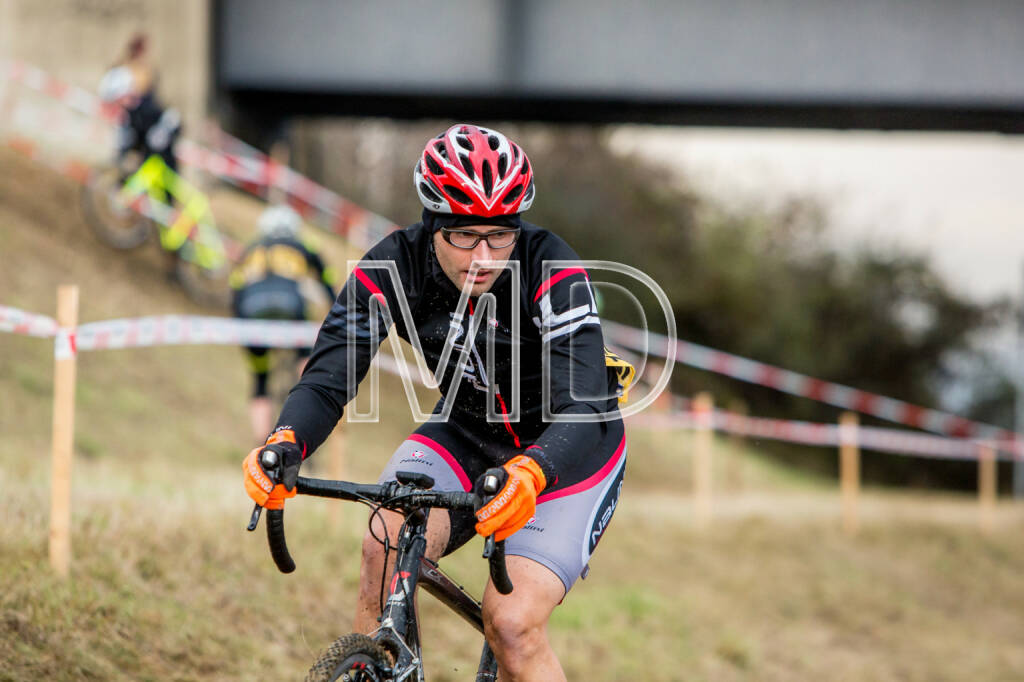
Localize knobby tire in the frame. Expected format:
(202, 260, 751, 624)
(80, 167, 152, 249)
(306, 633, 394, 682)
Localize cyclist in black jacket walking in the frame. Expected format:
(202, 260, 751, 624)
(243, 124, 630, 680)
(231, 204, 337, 443)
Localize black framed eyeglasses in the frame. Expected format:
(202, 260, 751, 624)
(440, 227, 521, 250)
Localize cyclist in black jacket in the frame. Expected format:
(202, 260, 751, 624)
(243, 124, 630, 680)
(97, 34, 181, 176)
(231, 204, 337, 443)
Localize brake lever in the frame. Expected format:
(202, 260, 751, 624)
(246, 503, 263, 531)
(482, 533, 497, 558)
(478, 473, 501, 555)
(245, 448, 280, 532)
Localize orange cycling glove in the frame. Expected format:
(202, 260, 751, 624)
(242, 429, 304, 510)
(474, 455, 547, 542)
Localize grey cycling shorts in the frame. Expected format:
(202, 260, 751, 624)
(377, 420, 627, 594)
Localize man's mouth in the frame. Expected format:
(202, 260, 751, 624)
(466, 269, 492, 283)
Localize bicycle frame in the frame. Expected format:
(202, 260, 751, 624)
(373, 509, 498, 681)
(418, 559, 499, 680)
(118, 154, 227, 270)
(258, 474, 506, 681)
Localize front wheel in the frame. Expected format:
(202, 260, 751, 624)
(306, 633, 394, 682)
(80, 166, 153, 249)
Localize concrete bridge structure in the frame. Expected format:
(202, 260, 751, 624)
(3, 0, 1023, 140)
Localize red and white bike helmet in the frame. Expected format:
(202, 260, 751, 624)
(414, 124, 535, 217)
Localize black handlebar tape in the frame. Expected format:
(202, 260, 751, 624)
(266, 508, 296, 574)
(489, 540, 514, 595)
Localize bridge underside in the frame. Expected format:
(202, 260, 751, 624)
(224, 88, 1024, 134)
(216, 0, 1024, 138)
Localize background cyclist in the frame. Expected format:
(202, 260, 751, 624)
(243, 124, 629, 681)
(97, 33, 182, 178)
(231, 204, 338, 443)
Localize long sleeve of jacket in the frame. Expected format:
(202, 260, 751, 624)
(523, 235, 615, 486)
(275, 242, 401, 455)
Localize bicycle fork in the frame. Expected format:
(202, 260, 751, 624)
(375, 511, 428, 681)
(375, 510, 503, 681)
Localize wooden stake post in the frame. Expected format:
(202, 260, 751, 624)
(49, 285, 79, 577)
(839, 412, 860, 536)
(693, 392, 713, 528)
(725, 399, 748, 492)
(978, 443, 997, 533)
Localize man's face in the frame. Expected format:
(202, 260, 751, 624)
(433, 224, 519, 297)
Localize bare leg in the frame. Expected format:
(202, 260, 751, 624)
(353, 508, 451, 634)
(482, 556, 567, 682)
(249, 396, 273, 443)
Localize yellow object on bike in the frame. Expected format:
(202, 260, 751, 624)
(118, 154, 227, 269)
(605, 347, 636, 404)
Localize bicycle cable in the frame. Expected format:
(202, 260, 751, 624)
(392, 512, 421, 611)
(365, 501, 394, 614)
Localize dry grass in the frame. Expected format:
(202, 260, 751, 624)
(3, 150, 1024, 680)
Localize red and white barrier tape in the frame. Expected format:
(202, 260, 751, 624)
(5, 60, 1018, 448)
(175, 137, 399, 249)
(54, 327, 77, 359)
(76, 315, 319, 351)
(627, 410, 1020, 461)
(4, 302, 1016, 459)
(0, 305, 59, 337)
(605, 321, 1014, 443)
(1, 59, 121, 124)
(0, 307, 426, 381)
(0, 305, 317, 348)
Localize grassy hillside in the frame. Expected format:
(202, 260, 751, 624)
(3, 149, 1024, 680)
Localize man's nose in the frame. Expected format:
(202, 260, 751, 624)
(472, 240, 494, 262)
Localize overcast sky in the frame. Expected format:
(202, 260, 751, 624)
(609, 126, 1024, 304)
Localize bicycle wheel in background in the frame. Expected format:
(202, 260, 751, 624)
(174, 247, 232, 308)
(174, 257, 231, 308)
(306, 633, 395, 682)
(80, 166, 153, 249)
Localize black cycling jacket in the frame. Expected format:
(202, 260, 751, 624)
(230, 235, 336, 307)
(276, 220, 620, 485)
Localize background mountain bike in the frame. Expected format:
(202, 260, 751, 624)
(248, 450, 513, 682)
(80, 152, 232, 307)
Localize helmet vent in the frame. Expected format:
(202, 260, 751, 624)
(442, 184, 473, 206)
(459, 154, 475, 180)
(419, 181, 443, 203)
(425, 155, 443, 175)
(481, 162, 493, 197)
(502, 184, 523, 205)
(416, 125, 534, 215)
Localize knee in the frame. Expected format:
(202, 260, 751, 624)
(483, 604, 547, 669)
(360, 529, 387, 568)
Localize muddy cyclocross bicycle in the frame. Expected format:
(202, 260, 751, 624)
(80, 152, 231, 306)
(248, 448, 513, 681)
